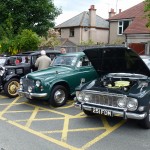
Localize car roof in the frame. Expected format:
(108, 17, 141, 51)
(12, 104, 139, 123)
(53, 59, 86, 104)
(16, 50, 61, 56)
(60, 52, 85, 57)
(140, 55, 150, 59)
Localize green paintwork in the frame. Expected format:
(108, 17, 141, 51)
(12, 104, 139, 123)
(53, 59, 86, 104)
(25, 52, 98, 100)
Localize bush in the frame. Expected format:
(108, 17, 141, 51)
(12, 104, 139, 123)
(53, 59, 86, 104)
(16, 29, 40, 52)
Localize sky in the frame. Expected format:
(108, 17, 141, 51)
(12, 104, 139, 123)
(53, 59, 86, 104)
(53, 0, 144, 25)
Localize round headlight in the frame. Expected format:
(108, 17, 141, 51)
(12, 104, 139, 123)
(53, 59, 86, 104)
(76, 91, 84, 102)
(20, 79, 23, 84)
(127, 98, 138, 111)
(28, 86, 32, 92)
(35, 80, 41, 87)
(84, 94, 91, 102)
(117, 98, 127, 108)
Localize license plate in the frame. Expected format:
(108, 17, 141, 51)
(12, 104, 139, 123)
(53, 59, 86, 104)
(92, 108, 112, 117)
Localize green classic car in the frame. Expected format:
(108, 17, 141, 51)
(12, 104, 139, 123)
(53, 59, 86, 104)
(18, 52, 98, 107)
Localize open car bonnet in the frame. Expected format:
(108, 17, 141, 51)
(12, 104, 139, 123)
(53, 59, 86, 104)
(84, 46, 150, 77)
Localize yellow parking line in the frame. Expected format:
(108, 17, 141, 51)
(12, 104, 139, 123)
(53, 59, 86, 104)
(61, 116, 70, 142)
(25, 107, 39, 128)
(26, 103, 73, 117)
(6, 110, 33, 113)
(101, 116, 111, 128)
(0, 97, 20, 117)
(7, 120, 79, 150)
(41, 127, 106, 134)
(81, 119, 126, 149)
(14, 117, 66, 122)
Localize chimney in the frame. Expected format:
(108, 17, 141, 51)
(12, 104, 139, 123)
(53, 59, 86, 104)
(109, 8, 116, 18)
(89, 5, 96, 27)
(119, 9, 122, 13)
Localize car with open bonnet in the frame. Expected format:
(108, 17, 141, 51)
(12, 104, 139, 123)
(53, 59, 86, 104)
(75, 46, 150, 129)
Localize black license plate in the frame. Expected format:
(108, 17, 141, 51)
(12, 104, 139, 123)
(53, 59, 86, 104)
(92, 108, 112, 117)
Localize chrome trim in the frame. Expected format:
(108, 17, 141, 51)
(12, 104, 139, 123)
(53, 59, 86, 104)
(75, 102, 147, 120)
(17, 90, 47, 98)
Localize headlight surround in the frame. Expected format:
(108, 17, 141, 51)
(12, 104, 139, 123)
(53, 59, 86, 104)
(127, 98, 138, 111)
(0, 67, 5, 76)
(20, 79, 23, 84)
(35, 80, 41, 87)
(84, 94, 92, 102)
(76, 91, 84, 102)
(117, 97, 127, 108)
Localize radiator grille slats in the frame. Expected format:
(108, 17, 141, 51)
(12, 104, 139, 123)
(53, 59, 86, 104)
(84, 91, 125, 108)
(22, 78, 34, 91)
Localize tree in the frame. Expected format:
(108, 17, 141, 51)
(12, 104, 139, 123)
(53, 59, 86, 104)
(144, 0, 150, 28)
(39, 28, 61, 49)
(0, 0, 61, 37)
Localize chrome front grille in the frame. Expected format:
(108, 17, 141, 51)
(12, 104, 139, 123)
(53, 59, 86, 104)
(84, 90, 126, 108)
(22, 78, 34, 91)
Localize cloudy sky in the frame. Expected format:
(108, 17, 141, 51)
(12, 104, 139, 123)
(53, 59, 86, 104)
(54, 0, 144, 25)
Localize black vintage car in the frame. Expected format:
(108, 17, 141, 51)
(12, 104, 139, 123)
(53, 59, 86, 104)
(0, 50, 60, 97)
(75, 46, 150, 129)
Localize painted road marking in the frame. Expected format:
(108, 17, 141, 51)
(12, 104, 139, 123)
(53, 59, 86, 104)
(0, 96, 126, 150)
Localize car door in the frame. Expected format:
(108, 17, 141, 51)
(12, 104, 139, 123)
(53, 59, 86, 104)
(67, 56, 98, 92)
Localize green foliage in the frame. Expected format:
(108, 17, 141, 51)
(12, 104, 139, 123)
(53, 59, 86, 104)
(80, 39, 95, 46)
(16, 29, 40, 52)
(0, 0, 62, 37)
(144, 0, 150, 28)
(39, 29, 61, 48)
(0, 29, 40, 55)
(110, 38, 124, 45)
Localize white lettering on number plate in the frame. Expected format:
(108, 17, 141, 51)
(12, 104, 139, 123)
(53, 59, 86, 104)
(93, 108, 112, 116)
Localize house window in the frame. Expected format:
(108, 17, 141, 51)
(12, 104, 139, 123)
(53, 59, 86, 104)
(70, 28, 74, 37)
(118, 20, 130, 35)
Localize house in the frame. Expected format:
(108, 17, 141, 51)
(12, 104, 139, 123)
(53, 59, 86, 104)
(55, 5, 109, 45)
(108, 1, 150, 54)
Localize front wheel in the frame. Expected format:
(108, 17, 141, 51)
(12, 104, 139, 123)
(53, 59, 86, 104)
(139, 104, 150, 129)
(50, 85, 68, 107)
(4, 78, 20, 98)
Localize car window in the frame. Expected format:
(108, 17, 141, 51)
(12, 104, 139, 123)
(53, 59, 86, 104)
(76, 56, 91, 68)
(0, 57, 7, 65)
(52, 56, 77, 66)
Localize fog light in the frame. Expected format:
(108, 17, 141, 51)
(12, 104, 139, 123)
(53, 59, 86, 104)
(28, 86, 32, 92)
(138, 106, 145, 112)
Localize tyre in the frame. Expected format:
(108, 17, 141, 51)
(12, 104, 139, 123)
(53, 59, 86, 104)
(83, 109, 94, 116)
(139, 104, 150, 129)
(50, 85, 68, 107)
(4, 78, 20, 98)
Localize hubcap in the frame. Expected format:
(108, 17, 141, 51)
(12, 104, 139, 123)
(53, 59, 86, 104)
(8, 81, 19, 96)
(54, 89, 65, 104)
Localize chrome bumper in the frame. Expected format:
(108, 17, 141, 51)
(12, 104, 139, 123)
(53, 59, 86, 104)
(75, 102, 147, 120)
(17, 90, 47, 99)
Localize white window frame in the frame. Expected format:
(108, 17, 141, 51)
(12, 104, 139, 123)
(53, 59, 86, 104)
(117, 20, 131, 35)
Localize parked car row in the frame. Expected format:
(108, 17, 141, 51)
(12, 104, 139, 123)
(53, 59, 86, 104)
(0, 47, 150, 129)
(0, 50, 61, 97)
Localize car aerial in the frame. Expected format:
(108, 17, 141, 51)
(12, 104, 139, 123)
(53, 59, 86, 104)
(0, 50, 60, 98)
(17, 52, 98, 107)
(75, 46, 150, 129)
